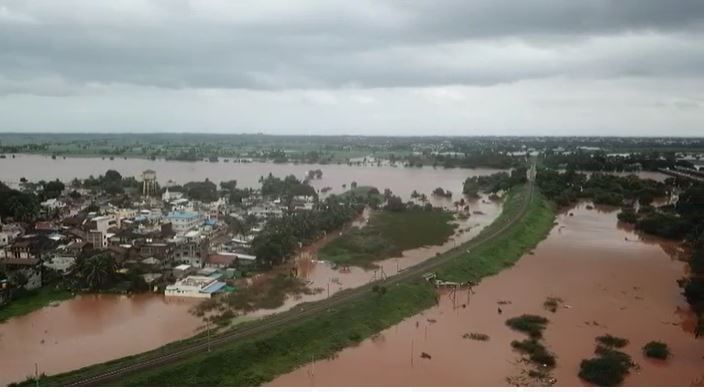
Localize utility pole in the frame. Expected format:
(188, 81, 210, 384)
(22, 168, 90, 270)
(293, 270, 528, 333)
(35, 363, 39, 387)
(410, 339, 414, 368)
(207, 320, 212, 352)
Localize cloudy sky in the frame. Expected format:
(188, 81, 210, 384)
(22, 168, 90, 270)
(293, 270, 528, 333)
(0, 0, 702, 136)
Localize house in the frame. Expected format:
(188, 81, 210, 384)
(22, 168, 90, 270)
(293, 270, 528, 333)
(0, 255, 42, 291)
(170, 233, 208, 267)
(164, 275, 226, 298)
(87, 229, 108, 249)
(205, 253, 237, 269)
(222, 252, 257, 267)
(166, 211, 201, 234)
(34, 221, 59, 232)
(173, 264, 194, 278)
(140, 256, 162, 266)
(0, 232, 11, 248)
(44, 255, 76, 275)
(141, 273, 163, 284)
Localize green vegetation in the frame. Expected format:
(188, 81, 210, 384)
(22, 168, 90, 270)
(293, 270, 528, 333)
(579, 349, 635, 387)
(462, 168, 527, 196)
(182, 180, 219, 202)
(194, 273, 315, 320)
(82, 170, 141, 195)
(252, 196, 364, 265)
(438, 184, 555, 282)
(120, 283, 438, 386)
(318, 208, 455, 268)
(511, 339, 556, 368)
(596, 334, 629, 349)
(0, 181, 41, 221)
(506, 314, 549, 339)
(536, 169, 667, 207)
(579, 336, 635, 386)
(506, 312, 556, 373)
(0, 286, 73, 322)
(643, 341, 670, 360)
(542, 150, 700, 172)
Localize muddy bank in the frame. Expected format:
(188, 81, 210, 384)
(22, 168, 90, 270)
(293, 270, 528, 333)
(269, 203, 702, 387)
(0, 293, 202, 385)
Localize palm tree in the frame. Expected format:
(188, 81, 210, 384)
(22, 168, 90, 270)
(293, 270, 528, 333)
(70, 252, 118, 291)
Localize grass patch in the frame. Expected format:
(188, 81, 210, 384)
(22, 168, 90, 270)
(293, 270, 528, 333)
(0, 286, 74, 323)
(643, 341, 670, 360)
(319, 208, 455, 268)
(595, 334, 629, 349)
(505, 314, 549, 339)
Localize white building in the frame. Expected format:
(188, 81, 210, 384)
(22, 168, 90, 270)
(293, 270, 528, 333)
(44, 255, 76, 274)
(166, 211, 201, 234)
(164, 275, 226, 298)
(162, 189, 184, 202)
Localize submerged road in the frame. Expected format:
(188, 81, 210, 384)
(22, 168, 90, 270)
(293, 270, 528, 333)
(59, 166, 536, 386)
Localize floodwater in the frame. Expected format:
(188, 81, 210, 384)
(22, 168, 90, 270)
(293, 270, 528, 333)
(0, 294, 202, 385)
(0, 154, 502, 202)
(248, 195, 502, 319)
(269, 203, 702, 387)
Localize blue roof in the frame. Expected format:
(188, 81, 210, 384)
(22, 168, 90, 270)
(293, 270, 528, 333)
(200, 281, 227, 294)
(167, 211, 199, 219)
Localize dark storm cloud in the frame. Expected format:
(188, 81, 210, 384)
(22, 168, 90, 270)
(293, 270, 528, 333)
(0, 0, 702, 93)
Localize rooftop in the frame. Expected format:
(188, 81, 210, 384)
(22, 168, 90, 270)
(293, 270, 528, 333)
(167, 211, 200, 220)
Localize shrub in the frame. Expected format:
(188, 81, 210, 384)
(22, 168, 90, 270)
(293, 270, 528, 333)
(543, 297, 562, 313)
(643, 341, 670, 360)
(463, 332, 489, 341)
(505, 314, 549, 339)
(511, 339, 556, 368)
(579, 350, 634, 386)
(595, 334, 629, 349)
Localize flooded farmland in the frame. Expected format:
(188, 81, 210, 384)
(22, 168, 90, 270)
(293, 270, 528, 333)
(0, 294, 202, 385)
(269, 203, 702, 387)
(0, 154, 503, 204)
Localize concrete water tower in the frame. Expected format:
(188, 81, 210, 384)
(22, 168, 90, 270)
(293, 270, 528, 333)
(142, 169, 158, 196)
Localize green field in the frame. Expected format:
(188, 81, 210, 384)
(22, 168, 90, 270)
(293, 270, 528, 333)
(318, 208, 456, 268)
(0, 286, 74, 323)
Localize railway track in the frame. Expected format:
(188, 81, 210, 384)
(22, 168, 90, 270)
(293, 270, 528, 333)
(61, 172, 536, 386)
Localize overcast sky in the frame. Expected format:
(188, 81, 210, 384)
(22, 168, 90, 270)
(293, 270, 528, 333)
(0, 0, 702, 136)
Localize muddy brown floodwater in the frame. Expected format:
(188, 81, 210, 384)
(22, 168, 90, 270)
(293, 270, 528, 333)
(0, 154, 503, 203)
(0, 294, 203, 385)
(269, 202, 703, 387)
